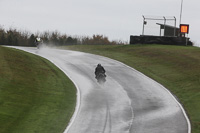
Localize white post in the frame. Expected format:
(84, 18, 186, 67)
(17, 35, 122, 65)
(174, 16, 176, 36)
(179, 0, 183, 25)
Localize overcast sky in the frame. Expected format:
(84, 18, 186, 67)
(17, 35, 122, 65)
(0, 0, 199, 45)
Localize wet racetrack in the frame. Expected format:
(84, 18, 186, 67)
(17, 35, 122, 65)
(8, 46, 190, 133)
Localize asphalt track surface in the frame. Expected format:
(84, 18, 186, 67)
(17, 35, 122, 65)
(7, 46, 190, 133)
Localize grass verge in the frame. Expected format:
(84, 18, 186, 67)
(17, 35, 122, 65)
(0, 46, 76, 133)
(63, 44, 200, 133)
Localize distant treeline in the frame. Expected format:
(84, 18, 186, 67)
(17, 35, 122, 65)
(0, 27, 127, 46)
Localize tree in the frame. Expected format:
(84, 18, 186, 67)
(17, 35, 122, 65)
(6, 30, 15, 45)
(66, 36, 77, 45)
(50, 31, 60, 45)
(29, 34, 35, 46)
(0, 33, 6, 45)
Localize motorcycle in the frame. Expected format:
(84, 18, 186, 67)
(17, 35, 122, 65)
(35, 37, 43, 49)
(35, 41, 43, 49)
(96, 72, 106, 84)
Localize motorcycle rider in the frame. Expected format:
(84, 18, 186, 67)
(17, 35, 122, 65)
(95, 64, 106, 78)
(35, 37, 42, 48)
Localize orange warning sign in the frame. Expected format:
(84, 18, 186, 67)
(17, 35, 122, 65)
(180, 24, 189, 34)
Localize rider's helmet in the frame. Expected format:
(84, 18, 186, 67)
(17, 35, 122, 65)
(97, 64, 101, 67)
(36, 37, 41, 42)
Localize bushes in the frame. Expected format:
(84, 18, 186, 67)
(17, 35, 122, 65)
(0, 28, 31, 46)
(0, 27, 127, 46)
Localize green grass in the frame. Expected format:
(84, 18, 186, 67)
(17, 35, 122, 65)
(63, 44, 200, 133)
(0, 46, 76, 133)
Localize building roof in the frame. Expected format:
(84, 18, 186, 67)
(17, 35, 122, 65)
(156, 23, 179, 29)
